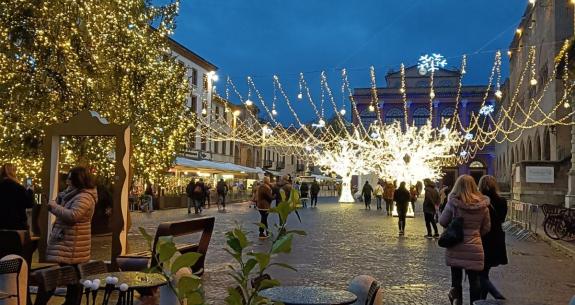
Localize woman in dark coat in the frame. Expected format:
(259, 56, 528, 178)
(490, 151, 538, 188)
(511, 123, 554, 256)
(394, 182, 411, 235)
(0, 163, 35, 230)
(478, 175, 508, 300)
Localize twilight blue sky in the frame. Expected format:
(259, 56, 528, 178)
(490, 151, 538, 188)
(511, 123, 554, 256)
(168, 0, 527, 123)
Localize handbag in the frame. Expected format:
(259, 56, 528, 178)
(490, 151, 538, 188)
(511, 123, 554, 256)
(438, 206, 464, 248)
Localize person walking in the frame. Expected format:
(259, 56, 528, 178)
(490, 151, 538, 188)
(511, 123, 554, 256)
(46, 166, 97, 305)
(0, 163, 35, 230)
(310, 180, 320, 207)
(143, 183, 154, 213)
(300, 182, 309, 208)
(361, 181, 373, 210)
(409, 185, 418, 215)
(216, 179, 229, 211)
(394, 182, 411, 235)
(383, 181, 395, 216)
(256, 177, 274, 239)
(374, 181, 384, 211)
(186, 179, 196, 214)
(192, 179, 206, 214)
(478, 175, 508, 300)
(423, 179, 440, 238)
(439, 175, 491, 305)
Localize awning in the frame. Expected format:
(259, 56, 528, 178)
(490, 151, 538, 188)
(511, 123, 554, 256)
(174, 157, 264, 174)
(264, 169, 284, 177)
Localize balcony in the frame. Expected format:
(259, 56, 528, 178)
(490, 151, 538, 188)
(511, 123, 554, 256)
(276, 161, 285, 170)
(263, 160, 273, 168)
(296, 164, 305, 172)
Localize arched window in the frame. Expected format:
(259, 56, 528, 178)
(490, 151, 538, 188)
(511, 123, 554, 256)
(469, 160, 485, 168)
(384, 108, 404, 125)
(412, 107, 430, 127)
(440, 107, 455, 123)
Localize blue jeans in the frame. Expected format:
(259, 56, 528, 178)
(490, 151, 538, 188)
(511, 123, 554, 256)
(187, 198, 202, 214)
(376, 196, 382, 210)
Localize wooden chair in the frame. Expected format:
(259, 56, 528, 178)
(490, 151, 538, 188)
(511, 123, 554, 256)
(117, 216, 215, 275)
(0, 257, 24, 305)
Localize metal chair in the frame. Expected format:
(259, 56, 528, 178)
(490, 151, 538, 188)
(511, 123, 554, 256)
(0, 257, 24, 305)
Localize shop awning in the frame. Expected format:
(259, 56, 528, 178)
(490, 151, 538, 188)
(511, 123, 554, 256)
(264, 169, 284, 177)
(174, 157, 264, 174)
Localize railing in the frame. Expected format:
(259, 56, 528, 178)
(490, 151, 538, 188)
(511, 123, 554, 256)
(263, 160, 273, 168)
(276, 161, 285, 170)
(503, 200, 540, 241)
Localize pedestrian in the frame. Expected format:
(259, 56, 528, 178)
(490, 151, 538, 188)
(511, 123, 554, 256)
(394, 182, 411, 235)
(374, 181, 384, 211)
(310, 179, 320, 207)
(185, 179, 196, 214)
(300, 182, 309, 208)
(409, 185, 418, 214)
(0, 163, 35, 230)
(423, 179, 440, 238)
(477, 175, 507, 300)
(256, 176, 274, 239)
(46, 166, 97, 305)
(361, 181, 373, 210)
(204, 183, 211, 209)
(216, 178, 229, 211)
(383, 181, 395, 216)
(439, 175, 491, 305)
(144, 182, 154, 213)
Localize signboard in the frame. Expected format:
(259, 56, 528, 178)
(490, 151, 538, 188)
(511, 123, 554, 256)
(525, 166, 554, 183)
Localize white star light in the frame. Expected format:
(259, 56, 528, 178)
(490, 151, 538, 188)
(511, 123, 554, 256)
(464, 133, 474, 141)
(479, 105, 494, 116)
(460, 151, 468, 157)
(418, 53, 448, 75)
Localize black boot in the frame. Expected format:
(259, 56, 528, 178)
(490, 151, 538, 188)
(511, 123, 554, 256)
(486, 279, 505, 300)
(448, 287, 462, 305)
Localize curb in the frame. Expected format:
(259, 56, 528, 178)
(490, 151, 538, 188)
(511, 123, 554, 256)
(537, 233, 575, 259)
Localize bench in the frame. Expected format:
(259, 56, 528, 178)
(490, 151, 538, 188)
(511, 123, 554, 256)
(116, 216, 214, 275)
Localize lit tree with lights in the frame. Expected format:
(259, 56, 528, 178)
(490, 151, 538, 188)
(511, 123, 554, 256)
(312, 135, 371, 203)
(0, 0, 192, 183)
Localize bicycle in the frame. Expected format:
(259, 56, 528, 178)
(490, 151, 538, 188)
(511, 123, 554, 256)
(541, 204, 575, 241)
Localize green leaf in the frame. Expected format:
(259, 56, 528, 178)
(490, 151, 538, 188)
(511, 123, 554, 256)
(225, 287, 244, 305)
(233, 228, 249, 249)
(158, 240, 178, 263)
(271, 234, 293, 254)
(178, 276, 202, 293)
(185, 291, 204, 305)
(243, 258, 258, 276)
(286, 230, 306, 236)
(138, 227, 153, 250)
(250, 253, 270, 273)
(227, 236, 243, 253)
(273, 201, 292, 225)
(171, 252, 203, 274)
(269, 263, 297, 272)
(258, 279, 280, 290)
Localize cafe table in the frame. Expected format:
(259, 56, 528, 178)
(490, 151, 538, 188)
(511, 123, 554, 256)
(259, 286, 357, 305)
(81, 271, 167, 305)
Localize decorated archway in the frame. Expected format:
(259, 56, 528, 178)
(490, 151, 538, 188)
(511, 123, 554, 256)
(39, 110, 130, 269)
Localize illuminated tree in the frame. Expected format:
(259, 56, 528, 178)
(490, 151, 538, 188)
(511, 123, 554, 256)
(0, 0, 192, 183)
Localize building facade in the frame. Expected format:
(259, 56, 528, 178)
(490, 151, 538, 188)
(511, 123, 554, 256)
(494, 0, 574, 206)
(353, 66, 495, 187)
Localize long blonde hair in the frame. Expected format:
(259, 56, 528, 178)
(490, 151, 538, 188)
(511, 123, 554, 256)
(0, 163, 18, 181)
(449, 175, 484, 203)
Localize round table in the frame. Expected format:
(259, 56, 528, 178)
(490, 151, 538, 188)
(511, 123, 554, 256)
(259, 286, 357, 305)
(81, 271, 167, 305)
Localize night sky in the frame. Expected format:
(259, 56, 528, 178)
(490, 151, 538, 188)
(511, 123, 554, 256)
(168, 0, 527, 124)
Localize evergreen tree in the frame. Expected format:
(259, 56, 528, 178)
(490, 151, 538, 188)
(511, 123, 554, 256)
(0, 0, 192, 183)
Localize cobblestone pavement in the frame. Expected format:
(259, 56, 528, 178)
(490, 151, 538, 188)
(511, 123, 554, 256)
(92, 197, 575, 305)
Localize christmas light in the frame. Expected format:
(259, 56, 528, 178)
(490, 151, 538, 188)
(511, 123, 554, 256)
(495, 90, 503, 99)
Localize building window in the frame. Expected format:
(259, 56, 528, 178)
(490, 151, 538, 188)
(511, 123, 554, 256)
(214, 140, 219, 154)
(384, 108, 404, 125)
(440, 107, 455, 124)
(412, 107, 430, 127)
(215, 106, 220, 120)
(191, 96, 198, 113)
(202, 73, 208, 91)
(191, 68, 198, 86)
(469, 160, 485, 168)
(222, 140, 227, 155)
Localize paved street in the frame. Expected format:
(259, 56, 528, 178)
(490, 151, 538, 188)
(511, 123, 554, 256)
(93, 198, 575, 305)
